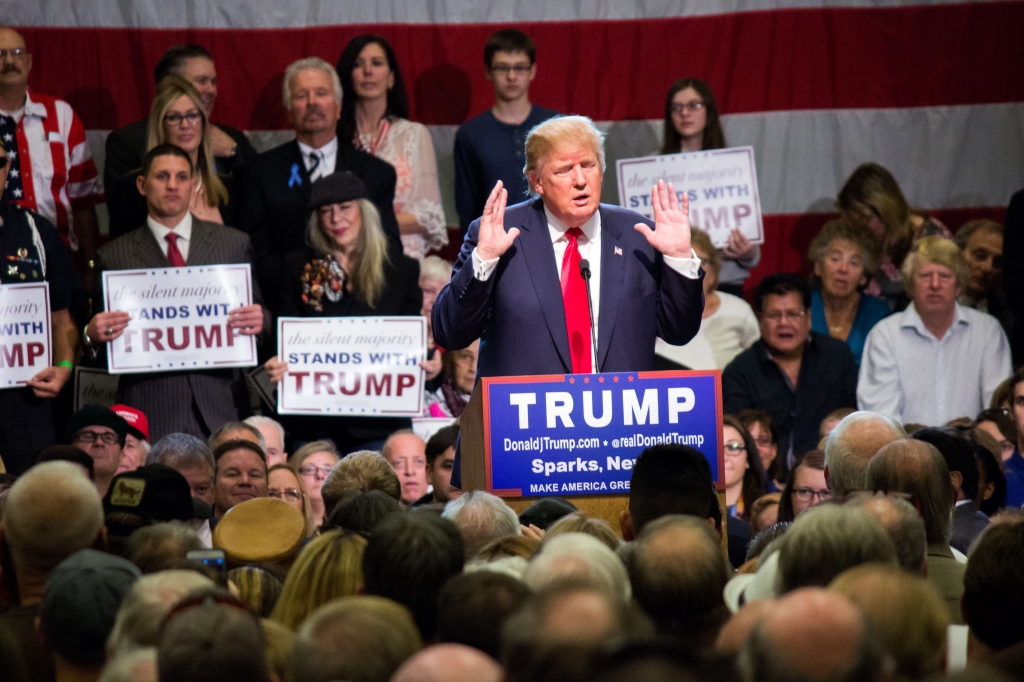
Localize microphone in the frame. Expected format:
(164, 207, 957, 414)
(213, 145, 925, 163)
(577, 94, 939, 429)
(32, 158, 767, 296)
(579, 259, 599, 372)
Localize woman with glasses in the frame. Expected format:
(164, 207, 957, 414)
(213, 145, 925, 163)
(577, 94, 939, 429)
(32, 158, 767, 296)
(837, 163, 952, 312)
(289, 441, 341, 530)
(336, 34, 447, 259)
(723, 415, 768, 520)
(268, 463, 316, 537)
(107, 76, 234, 239)
(738, 409, 785, 492)
(776, 450, 831, 522)
(660, 77, 757, 297)
(264, 171, 422, 453)
(425, 339, 478, 418)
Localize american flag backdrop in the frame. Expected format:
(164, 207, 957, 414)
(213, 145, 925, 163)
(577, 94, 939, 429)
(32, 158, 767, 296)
(8, 0, 1023, 287)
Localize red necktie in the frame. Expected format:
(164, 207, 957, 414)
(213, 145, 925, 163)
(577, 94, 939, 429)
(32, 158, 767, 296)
(560, 227, 593, 373)
(165, 232, 186, 267)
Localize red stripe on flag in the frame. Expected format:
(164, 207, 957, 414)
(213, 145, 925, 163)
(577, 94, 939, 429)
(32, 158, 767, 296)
(15, 3, 1024, 130)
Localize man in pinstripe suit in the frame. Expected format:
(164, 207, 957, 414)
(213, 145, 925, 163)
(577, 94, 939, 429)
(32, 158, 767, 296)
(85, 144, 270, 442)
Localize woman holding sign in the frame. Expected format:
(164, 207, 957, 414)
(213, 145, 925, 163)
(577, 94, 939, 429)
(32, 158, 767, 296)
(265, 171, 422, 452)
(107, 76, 235, 239)
(661, 78, 759, 297)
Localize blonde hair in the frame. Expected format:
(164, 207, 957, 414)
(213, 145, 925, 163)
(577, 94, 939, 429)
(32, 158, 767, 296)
(289, 440, 340, 470)
(419, 255, 453, 282)
(146, 75, 228, 207)
(541, 512, 620, 553)
(307, 199, 390, 307)
(830, 563, 948, 680)
(900, 236, 968, 292)
(808, 217, 882, 280)
(270, 529, 367, 631)
(689, 228, 722, 279)
(524, 115, 606, 194)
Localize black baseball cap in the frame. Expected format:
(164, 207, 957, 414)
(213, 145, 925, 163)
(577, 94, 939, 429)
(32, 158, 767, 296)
(518, 497, 578, 530)
(104, 464, 194, 523)
(65, 405, 130, 444)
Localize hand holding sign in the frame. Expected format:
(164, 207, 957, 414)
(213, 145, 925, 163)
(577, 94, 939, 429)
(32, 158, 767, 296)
(227, 304, 264, 336)
(265, 356, 287, 383)
(723, 228, 756, 262)
(26, 364, 71, 399)
(634, 180, 693, 259)
(475, 181, 520, 262)
(87, 311, 132, 345)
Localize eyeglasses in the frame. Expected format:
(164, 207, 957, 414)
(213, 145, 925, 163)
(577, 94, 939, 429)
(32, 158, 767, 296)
(671, 101, 705, 115)
(489, 64, 531, 76)
(73, 430, 121, 445)
(299, 464, 334, 478)
(792, 488, 833, 503)
(724, 442, 747, 457)
(0, 48, 27, 61)
(269, 488, 302, 501)
(164, 110, 203, 127)
(763, 310, 807, 323)
(754, 437, 774, 448)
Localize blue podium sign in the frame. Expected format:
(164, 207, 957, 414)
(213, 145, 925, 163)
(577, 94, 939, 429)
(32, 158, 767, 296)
(481, 370, 723, 498)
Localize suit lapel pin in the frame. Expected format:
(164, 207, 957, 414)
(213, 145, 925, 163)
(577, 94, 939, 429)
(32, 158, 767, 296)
(614, 246, 622, 256)
(288, 163, 302, 188)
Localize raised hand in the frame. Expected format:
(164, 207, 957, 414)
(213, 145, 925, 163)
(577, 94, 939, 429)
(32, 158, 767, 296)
(475, 180, 520, 261)
(633, 180, 693, 258)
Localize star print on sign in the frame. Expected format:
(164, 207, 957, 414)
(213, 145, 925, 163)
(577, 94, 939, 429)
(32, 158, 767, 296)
(1, 114, 24, 206)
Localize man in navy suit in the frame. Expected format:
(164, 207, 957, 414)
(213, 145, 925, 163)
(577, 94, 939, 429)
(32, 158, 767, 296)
(432, 115, 705, 379)
(239, 56, 400, 312)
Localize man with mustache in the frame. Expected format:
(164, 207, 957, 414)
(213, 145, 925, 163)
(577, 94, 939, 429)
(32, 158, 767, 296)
(0, 27, 102, 275)
(240, 57, 400, 312)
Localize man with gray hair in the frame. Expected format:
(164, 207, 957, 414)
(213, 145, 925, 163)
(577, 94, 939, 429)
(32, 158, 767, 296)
(146, 432, 217, 545)
(244, 415, 287, 466)
(241, 56, 400, 309)
(845, 493, 928, 574)
(0, 462, 106, 681)
(107, 570, 216, 658)
(442, 490, 521, 559)
(824, 410, 907, 498)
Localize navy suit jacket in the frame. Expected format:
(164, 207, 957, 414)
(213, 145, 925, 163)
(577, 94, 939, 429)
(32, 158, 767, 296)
(432, 197, 705, 378)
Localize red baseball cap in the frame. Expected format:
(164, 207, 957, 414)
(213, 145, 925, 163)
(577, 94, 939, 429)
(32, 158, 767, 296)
(111, 404, 150, 442)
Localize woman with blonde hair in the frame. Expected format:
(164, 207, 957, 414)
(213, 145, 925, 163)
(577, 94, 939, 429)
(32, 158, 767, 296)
(268, 463, 317, 537)
(107, 75, 234, 238)
(837, 163, 951, 311)
(270, 528, 368, 631)
(287, 441, 340, 530)
(265, 171, 422, 453)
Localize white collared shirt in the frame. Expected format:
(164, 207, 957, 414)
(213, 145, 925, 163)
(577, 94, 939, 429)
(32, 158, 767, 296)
(148, 212, 194, 262)
(297, 136, 339, 179)
(471, 204, 702, 370)
(857, 302, 1011, 425)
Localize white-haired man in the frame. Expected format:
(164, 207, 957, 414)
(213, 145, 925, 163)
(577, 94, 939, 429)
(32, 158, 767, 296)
(433, 114, 705, 381)
(240, 56, 400, 310)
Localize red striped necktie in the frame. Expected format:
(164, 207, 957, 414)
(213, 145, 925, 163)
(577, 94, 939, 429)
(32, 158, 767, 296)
(165, 232, 186, 267)
(560, 227, 593, 373)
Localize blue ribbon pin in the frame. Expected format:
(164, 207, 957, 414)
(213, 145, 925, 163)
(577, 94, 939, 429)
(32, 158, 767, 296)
(288, 163, 302, 188)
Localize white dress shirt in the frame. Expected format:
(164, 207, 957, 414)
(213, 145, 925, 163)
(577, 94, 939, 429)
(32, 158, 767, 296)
(471, 205, 701, 369)
(147, 212, 193, 262)
(297, 136, 338, 180)
(857, 302, 1012, 425)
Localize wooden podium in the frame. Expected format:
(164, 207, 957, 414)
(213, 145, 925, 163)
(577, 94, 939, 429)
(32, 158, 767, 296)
(458, 378, 728, 538)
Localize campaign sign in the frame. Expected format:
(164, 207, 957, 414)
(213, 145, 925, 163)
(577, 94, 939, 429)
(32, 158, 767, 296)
(0, 282, 51, 389)
(482, 370, 723, 497)
(277, 316, 426, 417)
(103, 265, 257, 374)
(616, 146, 763, 248)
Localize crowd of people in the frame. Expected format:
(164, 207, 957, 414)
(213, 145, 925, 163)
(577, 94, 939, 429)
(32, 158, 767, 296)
(1, 20, 1024, 682)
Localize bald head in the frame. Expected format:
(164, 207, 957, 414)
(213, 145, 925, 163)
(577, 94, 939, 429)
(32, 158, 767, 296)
(824, 412, 906, 497)
(866, 439, 953, 545)
(741, 589, 881, 682)
(390, 644, 502, 682)
(716, 600, 772, 656)
(3, 461, 104, 574)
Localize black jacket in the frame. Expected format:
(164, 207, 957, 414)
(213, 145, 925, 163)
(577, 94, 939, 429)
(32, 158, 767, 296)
(239, 140, 401, 313)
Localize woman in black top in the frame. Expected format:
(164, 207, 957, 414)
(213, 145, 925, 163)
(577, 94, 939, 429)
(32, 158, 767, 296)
(266, 171, 422, 452)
